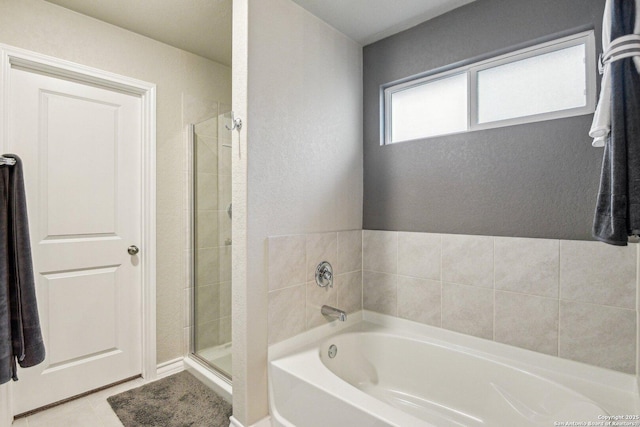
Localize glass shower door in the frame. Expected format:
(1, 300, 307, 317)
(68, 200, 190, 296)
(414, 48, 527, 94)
(191, 109, 232, 379)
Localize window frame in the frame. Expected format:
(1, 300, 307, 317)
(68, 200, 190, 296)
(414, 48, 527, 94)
(382, 30, 597, 145)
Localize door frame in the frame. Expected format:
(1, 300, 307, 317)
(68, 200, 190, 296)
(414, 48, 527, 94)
(0, 44, 157, 421)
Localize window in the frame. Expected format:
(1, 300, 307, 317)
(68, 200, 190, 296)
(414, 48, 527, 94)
(391, 73, 468, 142)
(382, 31, 596, 145)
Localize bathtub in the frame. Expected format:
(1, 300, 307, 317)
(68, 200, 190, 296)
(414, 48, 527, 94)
(269, 311, 640, 427)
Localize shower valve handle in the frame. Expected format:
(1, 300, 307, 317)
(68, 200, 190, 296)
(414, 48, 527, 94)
(315, 261, 334, 288)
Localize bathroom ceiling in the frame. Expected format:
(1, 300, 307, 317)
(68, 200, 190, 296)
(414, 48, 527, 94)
(44, 0, 233, 66)
(44, 0, 474, 66)
(291, 0, 475, 45)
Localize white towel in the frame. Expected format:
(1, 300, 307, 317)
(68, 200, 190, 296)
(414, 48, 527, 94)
(590, 0, 640, 147)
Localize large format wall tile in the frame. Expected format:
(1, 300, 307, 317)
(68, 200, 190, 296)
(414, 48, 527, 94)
(441, 283, 493, 339)
(336, 271, 363, 314)
(363, 230, 397, 274)
(494, 237, 559, 298)
(441, 234, 493, 288)
(306, 232, 337, 282)
(560, 240, 637, 309)
(270, 229, 640, 375)
(195, 283, 221, 325)
(196, 173, 218, 211)
(363, 271, 397, 316)
(195, 210, 218, 249)
(217, 212, 231, 247)
(397, 232, 441, 280)
(217, 246, 232, 283)
(218, 281, 232, 318)
(217, 316, 231, 345)
(195, 319, 219, 351)
(196, 246, 231, 286)
(196, 247, 220, 285)
(559, 300, 636, 373)
(268, 231, 362, 344)
(268, 235, 306, 291)
(306, 280, 338, 329)
(397, 276, 441, 327)
(306, 280, 338, 307)
(494, 291, 558, 355)
(268, 284, 306, 345)
(337, 230, 362, 274)
(306, 280, 344, 329)
(195, 135, 218, 174)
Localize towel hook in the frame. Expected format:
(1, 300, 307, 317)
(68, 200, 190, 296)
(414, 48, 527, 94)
(225, 112, 242, 131)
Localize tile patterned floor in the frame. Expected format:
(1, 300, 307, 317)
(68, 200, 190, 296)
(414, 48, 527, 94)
(11, 378, 146, 427)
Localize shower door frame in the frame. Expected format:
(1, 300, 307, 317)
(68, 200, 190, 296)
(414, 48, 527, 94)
(188, 121, 232, 383)
(0, 44, 157, 422)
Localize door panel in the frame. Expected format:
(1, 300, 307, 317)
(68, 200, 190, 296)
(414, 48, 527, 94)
(7, 66, 142, 414)
(44, 267, 119, 367)
(43, 91, 119, 237)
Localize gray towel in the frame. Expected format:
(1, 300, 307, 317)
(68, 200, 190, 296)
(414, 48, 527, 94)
(593, 0, 640, 245)
(0, 154, 45, 384)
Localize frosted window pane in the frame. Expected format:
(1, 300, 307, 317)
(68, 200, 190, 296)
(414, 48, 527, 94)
(477, 44, 586, 124)
(390, 73, 467, 142)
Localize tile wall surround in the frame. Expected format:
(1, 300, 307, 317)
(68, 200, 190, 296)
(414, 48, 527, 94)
(267, 230, 363, 345)
(362, 230, 638, 374)
(266, 228, 638, 375)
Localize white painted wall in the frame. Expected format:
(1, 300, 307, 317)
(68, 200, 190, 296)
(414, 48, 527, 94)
(0, 0, 231, 367)
(232, 0, 363, 423)
(0, 1, 361, 423)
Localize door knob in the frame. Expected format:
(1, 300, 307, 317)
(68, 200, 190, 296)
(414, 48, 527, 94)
(128, 245, 140, 255)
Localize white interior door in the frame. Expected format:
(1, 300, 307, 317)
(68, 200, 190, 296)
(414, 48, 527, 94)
(7, 65, 143, 414)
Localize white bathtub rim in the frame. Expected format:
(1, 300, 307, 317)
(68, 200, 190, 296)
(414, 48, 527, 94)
(268, 310, 640, 419)
(269, 347, 431, 427)
(269, 310, 365, 361)
(360, 311, 640, 414)
(271, 310, 638, 394)
(269, 311, 430, 426)
(361, 311, 638, 398)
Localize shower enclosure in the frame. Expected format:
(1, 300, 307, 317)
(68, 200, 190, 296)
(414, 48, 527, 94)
(190, 109, 232, 380)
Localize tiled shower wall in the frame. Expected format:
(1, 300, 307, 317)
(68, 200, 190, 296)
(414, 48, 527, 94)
(363, 230, 637, 374)
(187, 104, 233, 354)
(267, 230, 363, 345)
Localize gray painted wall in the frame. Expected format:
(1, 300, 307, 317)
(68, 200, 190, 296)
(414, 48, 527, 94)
(363, 0, 606, 240)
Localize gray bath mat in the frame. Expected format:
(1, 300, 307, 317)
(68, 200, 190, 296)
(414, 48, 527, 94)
(107, 371, 232, 426)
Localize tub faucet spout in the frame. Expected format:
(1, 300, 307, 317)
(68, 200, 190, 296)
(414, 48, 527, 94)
(321, 305, 347, 322)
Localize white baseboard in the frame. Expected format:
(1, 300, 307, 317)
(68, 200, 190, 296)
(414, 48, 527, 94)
(229, 415, 271, 427)
(156, 357, 184, 379)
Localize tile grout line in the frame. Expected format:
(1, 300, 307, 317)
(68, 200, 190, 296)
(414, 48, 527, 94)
(396, 231, 399, 317)
(439, 234, 444, 328)
(440, 234, 443, 328)
(492, 236, 496, 342)
(557, 240, 561, 357)
(361, 230, 364, 313)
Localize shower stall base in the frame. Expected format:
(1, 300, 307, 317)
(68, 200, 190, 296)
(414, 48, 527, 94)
(197, 342, 232, 378)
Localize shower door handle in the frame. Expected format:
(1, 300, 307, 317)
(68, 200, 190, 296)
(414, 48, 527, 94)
(127, 245, 140, 255)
